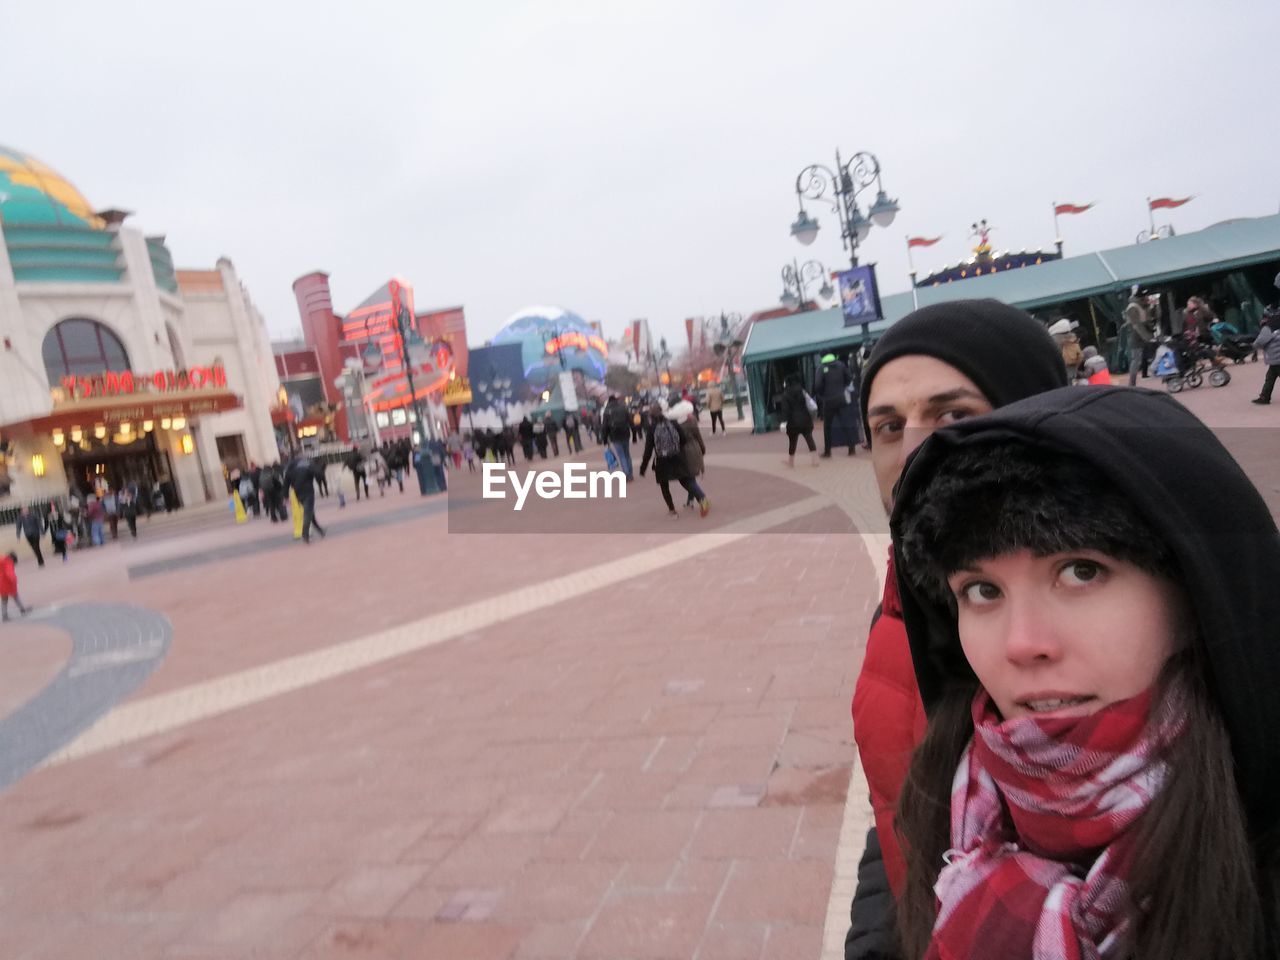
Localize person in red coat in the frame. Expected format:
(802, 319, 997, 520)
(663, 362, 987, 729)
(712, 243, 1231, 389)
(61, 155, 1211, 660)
(1, 551, 31, 622)
(845, 300, 1068, 959)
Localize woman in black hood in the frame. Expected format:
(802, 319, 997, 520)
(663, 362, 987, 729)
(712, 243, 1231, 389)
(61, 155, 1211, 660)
(888, 386, 1280, 960)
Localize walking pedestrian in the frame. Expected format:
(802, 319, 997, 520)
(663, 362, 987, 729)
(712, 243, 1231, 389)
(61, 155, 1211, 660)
(46, 503, 69, 562)
(544, 414, 560, 457)
(639, 402, 709, 518)
(814, 353, 858, 457)
(0, 551, 31, 622)
(463, 436, 476, 472)
(518, 417, 536, 461)
(1250, 308, 1280, 405)
(102, 488, 120, 539)
(312, 458, 330, 497)
(706, 382, 726, 434)
(601, 395, 634, 480)
(346, 449, 369, 500)
(890, 386, 1280, 960)
(14, 506, 45, 567)
(285, 455, 325, 543)
(667, 400, 707, 508)
(532, 417, 548, 458)
(845, 299, 1068, 960)
(1123, 287, 1157, 386)
(84, 495, 106, 547)
(120, 490, 139, 539)
(777, 373, 818, 468)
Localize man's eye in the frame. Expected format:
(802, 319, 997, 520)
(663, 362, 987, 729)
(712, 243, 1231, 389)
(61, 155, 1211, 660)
(872, 419, 903, 439)
(938, 408, 976, 425)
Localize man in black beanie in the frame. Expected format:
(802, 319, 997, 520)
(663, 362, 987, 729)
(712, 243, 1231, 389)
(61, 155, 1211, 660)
(860, 298, 1069, 514)
(845, 298, 1067, 960)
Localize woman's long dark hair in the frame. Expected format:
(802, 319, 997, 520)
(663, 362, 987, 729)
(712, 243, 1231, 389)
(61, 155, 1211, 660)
(895, 654, 1275, 960)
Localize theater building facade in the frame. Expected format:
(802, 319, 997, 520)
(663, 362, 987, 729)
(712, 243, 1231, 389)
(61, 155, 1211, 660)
(0, 146, 283, 510)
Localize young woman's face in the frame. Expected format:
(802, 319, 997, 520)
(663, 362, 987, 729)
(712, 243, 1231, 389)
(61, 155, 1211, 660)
(948, 549, 1183, 721)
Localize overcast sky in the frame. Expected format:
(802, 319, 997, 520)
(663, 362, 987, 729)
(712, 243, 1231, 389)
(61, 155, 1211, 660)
(5, 0, 1276, 349)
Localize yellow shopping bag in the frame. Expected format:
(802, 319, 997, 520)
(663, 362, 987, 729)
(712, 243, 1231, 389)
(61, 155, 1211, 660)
(290, 489, 304, 540)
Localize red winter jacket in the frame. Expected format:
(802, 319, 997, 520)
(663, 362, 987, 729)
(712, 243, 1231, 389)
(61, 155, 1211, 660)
(851, 547, 927, 896)
(0, 556, 18, 598)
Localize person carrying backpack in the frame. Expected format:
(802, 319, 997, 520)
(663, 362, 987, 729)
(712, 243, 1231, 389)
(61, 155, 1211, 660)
(639, 402, 709, 519)
(602, 395, 634, 480)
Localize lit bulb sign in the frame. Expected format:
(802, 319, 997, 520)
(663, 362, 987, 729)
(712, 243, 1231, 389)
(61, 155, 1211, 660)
(58, 366, 228, 400)
(544, 332, 608, 357)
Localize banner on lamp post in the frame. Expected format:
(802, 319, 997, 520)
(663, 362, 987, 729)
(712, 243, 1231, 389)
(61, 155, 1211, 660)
(835, 265, 884, 328)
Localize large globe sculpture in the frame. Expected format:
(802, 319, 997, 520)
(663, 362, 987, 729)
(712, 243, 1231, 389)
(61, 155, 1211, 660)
(490, 306, 608, 392)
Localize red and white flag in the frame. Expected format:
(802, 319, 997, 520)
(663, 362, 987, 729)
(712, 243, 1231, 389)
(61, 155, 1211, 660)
(907, 236, 942, 248)
(1149, 196, 1192, 210)
(1054, 202, 1094, 215)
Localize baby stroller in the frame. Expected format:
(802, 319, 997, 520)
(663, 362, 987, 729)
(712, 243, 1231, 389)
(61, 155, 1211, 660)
(1209, 320, 1257, 364)
(1155, 336, 1231, 393)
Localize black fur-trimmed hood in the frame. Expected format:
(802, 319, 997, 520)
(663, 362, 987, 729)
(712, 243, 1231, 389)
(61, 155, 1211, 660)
(889, 385, 1280, 837)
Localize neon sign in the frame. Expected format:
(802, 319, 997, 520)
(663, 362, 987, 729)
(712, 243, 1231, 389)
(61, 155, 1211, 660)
(544, 332, 607, 357)
(59, 366, 228, 400)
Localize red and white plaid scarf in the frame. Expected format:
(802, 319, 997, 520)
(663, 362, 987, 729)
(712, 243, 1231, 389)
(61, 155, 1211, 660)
(926, 683, 1185, 960)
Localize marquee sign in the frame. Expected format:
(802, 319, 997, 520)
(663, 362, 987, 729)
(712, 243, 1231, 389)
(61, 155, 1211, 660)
(58, 365, 228, 400)
(543, 332, 608, 358)
(442, 376, 473, 407)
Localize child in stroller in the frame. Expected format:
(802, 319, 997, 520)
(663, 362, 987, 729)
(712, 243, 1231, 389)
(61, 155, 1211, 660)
(1153, 333, 1231, 393)
(1210, 319, 1258, 363)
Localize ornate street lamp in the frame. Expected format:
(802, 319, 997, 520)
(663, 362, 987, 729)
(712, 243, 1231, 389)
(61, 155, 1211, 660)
(790, 148, 899, 397)
(780, 258, 833, 309)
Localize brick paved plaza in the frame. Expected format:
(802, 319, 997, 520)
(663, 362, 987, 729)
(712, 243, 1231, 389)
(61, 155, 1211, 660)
(1, 364, 1276, 960)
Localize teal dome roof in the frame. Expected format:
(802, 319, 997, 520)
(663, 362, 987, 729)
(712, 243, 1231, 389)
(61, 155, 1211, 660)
(0, 146, 103, 228)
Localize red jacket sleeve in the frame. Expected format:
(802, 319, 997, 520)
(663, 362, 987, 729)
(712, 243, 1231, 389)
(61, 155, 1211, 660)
(851, 550, 928, 896)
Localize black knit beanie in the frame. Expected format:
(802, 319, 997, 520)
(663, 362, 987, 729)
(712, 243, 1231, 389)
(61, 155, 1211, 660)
(896, 441, 1179, 604)
(860, 299, 1068, 440)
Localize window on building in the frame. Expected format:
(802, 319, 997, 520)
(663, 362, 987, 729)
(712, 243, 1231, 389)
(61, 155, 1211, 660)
(42, 318, 132, 384)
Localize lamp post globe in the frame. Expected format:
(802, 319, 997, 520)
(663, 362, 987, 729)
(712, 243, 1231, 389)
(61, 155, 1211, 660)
(790, 211, 820, 246)
(868, 189, 900, 228)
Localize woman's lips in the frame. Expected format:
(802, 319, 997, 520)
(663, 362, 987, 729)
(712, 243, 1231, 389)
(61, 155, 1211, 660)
(1014, 694, 1098, 717)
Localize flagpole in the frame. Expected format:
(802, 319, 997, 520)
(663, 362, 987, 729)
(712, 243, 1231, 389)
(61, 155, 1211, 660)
(1147, 197, 1156, 235)
(906, 237, 919, 310)
(1053, 201, 1063, 257)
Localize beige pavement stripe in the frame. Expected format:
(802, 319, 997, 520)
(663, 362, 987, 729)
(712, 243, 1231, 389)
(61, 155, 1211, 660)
(42, 494, 833, 769)
(821, 532, 889, 960)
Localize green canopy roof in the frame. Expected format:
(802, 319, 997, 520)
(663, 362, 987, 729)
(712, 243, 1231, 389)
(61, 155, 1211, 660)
(744, 214, 1280, 365)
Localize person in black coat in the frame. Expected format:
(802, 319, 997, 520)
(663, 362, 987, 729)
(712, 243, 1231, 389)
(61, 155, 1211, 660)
(518, 417, 536, 461)
(285, 456, 325, 543)
(638, 403, 709, 518)
(777, 373, 818, 468)
(814, 353, 858, 457)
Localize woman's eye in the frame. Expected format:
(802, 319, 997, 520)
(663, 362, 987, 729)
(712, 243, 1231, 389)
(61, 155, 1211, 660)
(958, 581, 1001, 605)
(1058, 560, 1104, 586)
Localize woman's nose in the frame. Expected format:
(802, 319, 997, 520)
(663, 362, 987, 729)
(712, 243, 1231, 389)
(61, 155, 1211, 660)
(1001, 598, 1063, 665)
